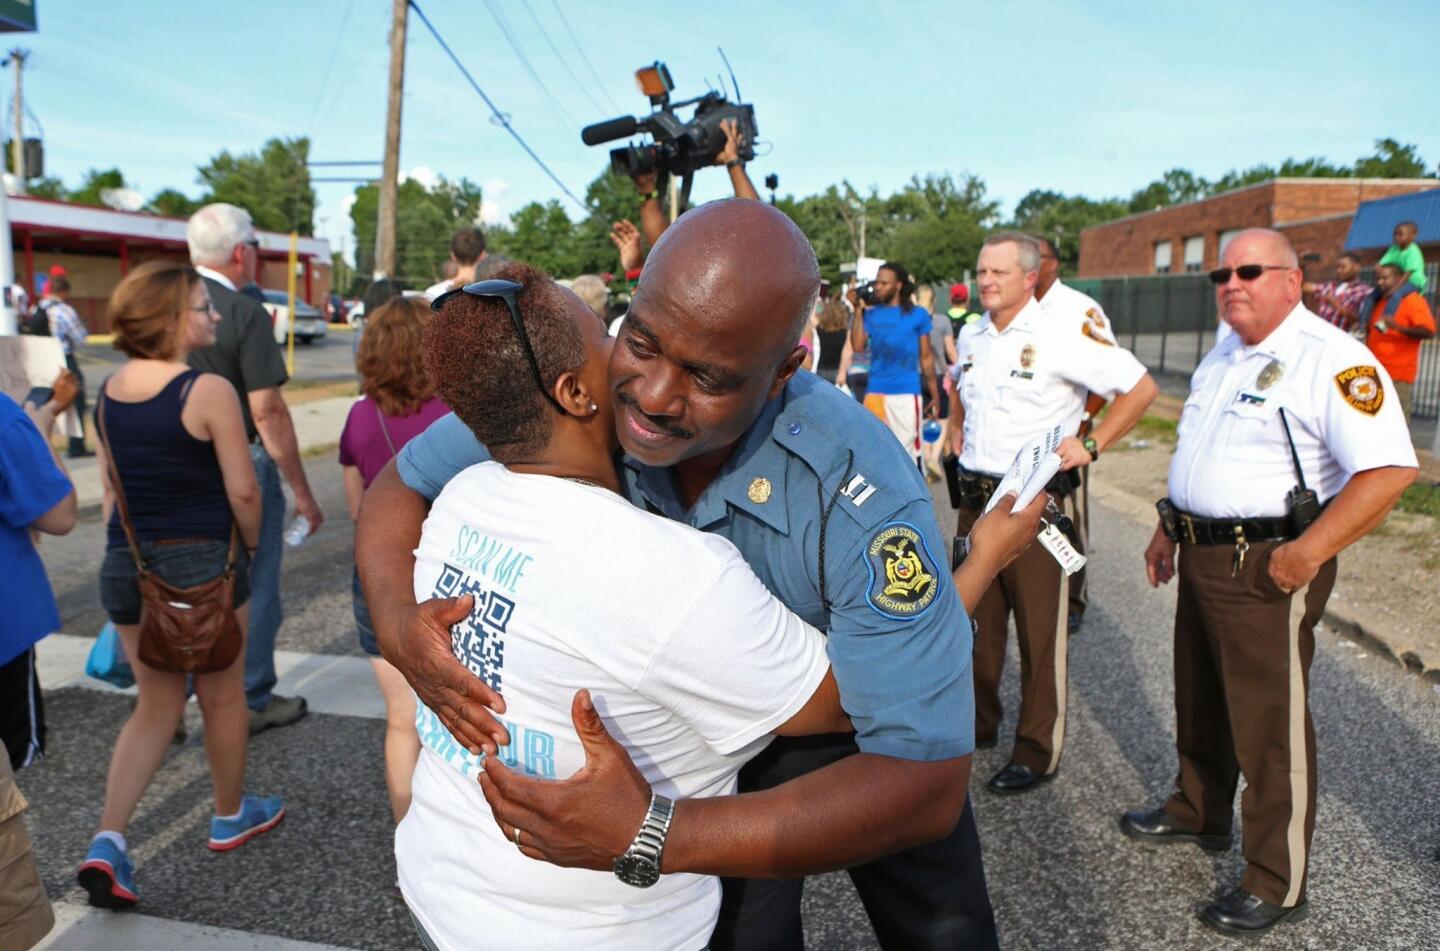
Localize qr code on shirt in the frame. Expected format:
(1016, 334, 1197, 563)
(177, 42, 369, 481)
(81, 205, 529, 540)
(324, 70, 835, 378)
(432, 562, 514, 692)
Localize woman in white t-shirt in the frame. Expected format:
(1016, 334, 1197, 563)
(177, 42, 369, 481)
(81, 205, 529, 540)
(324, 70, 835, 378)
(399, 263, 849, 950)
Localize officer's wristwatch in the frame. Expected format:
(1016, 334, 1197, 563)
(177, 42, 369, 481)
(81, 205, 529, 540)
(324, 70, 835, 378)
(613, 792, 674, 888)
(1082, 436, 1100, 461)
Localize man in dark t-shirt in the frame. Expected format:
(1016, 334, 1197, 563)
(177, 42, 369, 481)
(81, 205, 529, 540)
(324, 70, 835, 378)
(187, 203, 323, 735)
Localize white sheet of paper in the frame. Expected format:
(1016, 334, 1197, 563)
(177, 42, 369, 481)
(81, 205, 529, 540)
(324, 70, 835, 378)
(983, 423, 1066, 514)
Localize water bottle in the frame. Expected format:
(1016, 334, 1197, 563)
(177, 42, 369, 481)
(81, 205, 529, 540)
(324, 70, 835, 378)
(922, 419, 943, 444)
(284, 514, 311, 548)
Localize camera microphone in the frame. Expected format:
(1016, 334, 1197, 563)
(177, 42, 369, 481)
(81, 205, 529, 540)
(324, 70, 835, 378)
(581, 115, 640, 146)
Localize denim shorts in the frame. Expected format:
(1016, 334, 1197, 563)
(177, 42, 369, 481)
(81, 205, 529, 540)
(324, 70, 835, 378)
(353, 567, 380, 657)
(99, 541, 250, 626)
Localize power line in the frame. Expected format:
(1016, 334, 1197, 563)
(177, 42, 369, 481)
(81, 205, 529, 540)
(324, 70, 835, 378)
(518, 0, 608, 117)
(406, 0, 587, 211)
(549, 0, 621, 114)
(478, 0, 578, 131)
(304, 0, 360, 134)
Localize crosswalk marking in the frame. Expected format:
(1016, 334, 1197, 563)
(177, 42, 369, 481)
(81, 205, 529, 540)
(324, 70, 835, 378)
(35, 634, 386, 721)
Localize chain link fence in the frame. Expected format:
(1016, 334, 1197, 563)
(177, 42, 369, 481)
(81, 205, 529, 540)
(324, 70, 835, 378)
(1069, 263, 1439, 419)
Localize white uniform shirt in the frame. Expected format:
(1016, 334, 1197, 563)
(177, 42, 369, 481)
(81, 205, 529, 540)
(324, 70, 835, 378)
(398, 462, 830, 951)
(1037, 279, 1118, 345)
(954, 296, 1147, 475)
(1168, 303, 1417, 518)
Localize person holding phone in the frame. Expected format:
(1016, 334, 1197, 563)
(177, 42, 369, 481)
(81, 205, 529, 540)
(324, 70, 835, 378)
(0, 370, 78, 772)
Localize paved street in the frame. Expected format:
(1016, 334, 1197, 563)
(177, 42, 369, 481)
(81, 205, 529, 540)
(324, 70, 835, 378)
(18, 455, 1440, 950)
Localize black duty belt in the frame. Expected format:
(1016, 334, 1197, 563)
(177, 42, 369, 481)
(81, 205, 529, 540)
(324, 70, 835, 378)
(1162, 507, 1295, 545)
(956, 464, 1079, 510)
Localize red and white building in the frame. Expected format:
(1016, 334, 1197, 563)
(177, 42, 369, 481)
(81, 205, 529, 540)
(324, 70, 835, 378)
(9, 196, 332, 332)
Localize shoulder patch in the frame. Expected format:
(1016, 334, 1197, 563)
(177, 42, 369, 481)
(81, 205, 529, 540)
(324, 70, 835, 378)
(1334, 365, 1383, 415)
(863, 522, 941, 620)
(1081, 321, 1114, 346)
(1085, 306, 1107, 328)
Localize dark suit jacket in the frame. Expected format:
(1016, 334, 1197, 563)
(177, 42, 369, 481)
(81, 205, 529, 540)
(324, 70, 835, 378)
(188, 277, 288, 441)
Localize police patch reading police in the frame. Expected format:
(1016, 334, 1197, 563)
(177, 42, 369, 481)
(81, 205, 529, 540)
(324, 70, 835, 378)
(1334, 364, 1383, 415)
(864, 523, 939, 619)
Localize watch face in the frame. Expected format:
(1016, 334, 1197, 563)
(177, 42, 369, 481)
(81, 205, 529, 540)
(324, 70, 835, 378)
(613, 854, 661, 888)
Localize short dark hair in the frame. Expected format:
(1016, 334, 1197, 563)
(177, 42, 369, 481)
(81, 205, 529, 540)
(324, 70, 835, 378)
(451, 227, 487, 265)
(49, 275, 70, 294)
(1397, 220, 1418, 231)
(1378, 262, 1404, 277)
(1035, 236, 1059, 259)
(423, 261, 584, 462)
(1337, 251, 1360, 263)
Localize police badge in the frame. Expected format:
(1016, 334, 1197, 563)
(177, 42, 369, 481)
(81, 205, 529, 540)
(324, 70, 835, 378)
(1257, 359, 1284, 390)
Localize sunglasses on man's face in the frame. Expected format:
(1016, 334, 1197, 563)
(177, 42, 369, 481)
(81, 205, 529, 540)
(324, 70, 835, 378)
(432, 279, 568, 416)
(1208, 264, 1291, 285)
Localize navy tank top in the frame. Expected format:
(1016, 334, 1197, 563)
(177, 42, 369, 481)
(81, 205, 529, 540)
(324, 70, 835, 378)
(100, 369, 234, 549)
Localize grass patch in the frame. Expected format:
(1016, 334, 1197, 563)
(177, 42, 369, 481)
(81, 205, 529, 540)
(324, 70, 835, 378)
(285, 380, 358, 405)
(1396, 483, 1440, 519)
(302, 440, 340, 459)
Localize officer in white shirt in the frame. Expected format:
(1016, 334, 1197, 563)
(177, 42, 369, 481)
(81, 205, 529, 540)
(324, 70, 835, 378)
(1124, 229, 1418, 938)
(1034, 236, 1118, 634)
(949, 232, 1158, 794)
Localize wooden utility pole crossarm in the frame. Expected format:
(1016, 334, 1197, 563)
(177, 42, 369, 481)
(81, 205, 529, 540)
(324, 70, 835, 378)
(375, 0, 407, 279)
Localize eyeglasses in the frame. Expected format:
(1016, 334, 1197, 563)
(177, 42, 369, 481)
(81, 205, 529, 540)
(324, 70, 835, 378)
(1208, 264, 1291, 285)
(432, 279, 568, 416)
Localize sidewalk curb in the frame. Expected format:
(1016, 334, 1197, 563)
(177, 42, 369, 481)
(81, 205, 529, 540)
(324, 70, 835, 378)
(1088, 478, 1440, 686)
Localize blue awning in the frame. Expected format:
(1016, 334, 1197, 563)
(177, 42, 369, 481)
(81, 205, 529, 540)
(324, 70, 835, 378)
(1345, 188, 1440, 250)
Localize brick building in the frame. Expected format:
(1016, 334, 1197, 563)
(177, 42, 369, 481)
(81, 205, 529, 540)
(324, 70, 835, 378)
(7, 195, 332, 333)
(1078, 178, 1440, 278)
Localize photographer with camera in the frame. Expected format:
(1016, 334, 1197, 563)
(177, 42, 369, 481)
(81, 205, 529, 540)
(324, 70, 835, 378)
(848, 262, 940, 468)
(630, 118, 760, 250)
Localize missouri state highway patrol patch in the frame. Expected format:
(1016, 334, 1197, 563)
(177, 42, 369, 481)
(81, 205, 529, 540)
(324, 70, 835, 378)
(863, 522, 940, 620)
(1335, 365, 1383, 415)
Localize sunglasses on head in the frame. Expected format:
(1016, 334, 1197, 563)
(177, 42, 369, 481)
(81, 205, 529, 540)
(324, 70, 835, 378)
(1208, 264, 1291, 285)
(432, 279, 568, 416)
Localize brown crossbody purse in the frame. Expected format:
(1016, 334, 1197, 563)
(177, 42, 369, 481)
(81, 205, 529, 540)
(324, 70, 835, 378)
(97, 383, 243, 674)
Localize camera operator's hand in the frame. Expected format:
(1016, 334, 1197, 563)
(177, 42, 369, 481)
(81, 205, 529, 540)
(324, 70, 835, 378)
(714, 118, 745, 167)
(630, 170, 658, 198)
(609, 219, 644, 273)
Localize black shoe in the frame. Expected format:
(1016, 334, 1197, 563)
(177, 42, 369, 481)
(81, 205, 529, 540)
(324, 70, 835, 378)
(248, 695, 309, 736)
(1198, 887, 1307, 937)
(986, 762, 1054, 794)
(1119, 807, 1230, 851)
(1067, 611, 1083, 634)
(975, 735, 997, 750)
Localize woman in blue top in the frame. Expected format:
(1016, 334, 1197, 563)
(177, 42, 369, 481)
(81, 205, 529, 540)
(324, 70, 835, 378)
(78, 261, 279, 911)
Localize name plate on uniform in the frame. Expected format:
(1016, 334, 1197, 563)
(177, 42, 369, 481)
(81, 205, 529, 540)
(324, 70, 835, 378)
(1037, 523, 1086, 576)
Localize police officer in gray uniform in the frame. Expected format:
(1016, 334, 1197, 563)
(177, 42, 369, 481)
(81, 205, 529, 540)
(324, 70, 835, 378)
(359, 201, 1043, 950)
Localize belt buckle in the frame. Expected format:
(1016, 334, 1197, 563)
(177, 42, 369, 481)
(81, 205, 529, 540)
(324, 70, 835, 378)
(1179, 513, 1197, 545)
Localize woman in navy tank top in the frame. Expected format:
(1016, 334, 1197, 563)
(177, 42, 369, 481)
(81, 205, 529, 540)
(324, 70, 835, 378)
(78, 261, 282, 911)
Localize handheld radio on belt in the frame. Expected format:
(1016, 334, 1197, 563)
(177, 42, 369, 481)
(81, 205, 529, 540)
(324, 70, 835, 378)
(1279, 409, 1322, 535)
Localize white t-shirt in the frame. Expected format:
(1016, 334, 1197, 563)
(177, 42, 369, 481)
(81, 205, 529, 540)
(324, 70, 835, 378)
(397, 462, 830, 951)
(422, 279, 455, 302)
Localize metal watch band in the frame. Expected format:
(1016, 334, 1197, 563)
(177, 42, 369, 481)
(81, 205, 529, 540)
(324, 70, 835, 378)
(625, 792, 674, 867)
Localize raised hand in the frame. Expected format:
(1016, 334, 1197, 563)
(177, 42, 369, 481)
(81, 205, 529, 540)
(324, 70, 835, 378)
(609, 219, 644, 273)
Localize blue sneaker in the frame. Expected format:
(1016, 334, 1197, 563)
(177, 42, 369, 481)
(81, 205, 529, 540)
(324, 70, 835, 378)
(208, 794, 286, 851)
(77, 837, 139, 909)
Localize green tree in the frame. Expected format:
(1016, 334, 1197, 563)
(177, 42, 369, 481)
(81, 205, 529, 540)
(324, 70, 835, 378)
(1011, 189, 1128, 273)
(146, 188, 201, 218)
(198, 137, 315, 234)
(68, 167, 127, 207)
(25, 176, 65, 200)
(1352, 138, 1429, 178)
(1128, 167, 1209, 213)
(350, 175, 483, 289)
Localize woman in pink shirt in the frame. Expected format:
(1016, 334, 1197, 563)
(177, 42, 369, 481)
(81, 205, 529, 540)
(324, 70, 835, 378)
(339, 297, 449, 825)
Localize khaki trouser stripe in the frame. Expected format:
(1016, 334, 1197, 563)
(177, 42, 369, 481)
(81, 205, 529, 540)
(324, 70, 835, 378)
(1046, 569, 1071, 775)
(1283, 582, 1312, 908)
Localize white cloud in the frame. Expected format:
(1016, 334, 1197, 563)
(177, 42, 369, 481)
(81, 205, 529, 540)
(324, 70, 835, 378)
(479, 178, 510, 227)
(402, 165, 439, 189)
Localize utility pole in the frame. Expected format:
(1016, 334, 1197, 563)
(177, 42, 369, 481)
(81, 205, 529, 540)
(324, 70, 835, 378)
(859, 211, 867, 260)
(375, 0, 407, 279)
(8, 49, 26, 192)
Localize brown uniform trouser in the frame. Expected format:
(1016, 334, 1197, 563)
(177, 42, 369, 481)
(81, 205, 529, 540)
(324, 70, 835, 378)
(1164, 540, 1337, 908)
(0, 756, 54, 950)
(957, 503, 1069, 774)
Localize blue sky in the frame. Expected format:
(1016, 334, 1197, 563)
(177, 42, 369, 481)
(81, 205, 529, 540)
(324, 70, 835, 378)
(19, 0, 1440, 263)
